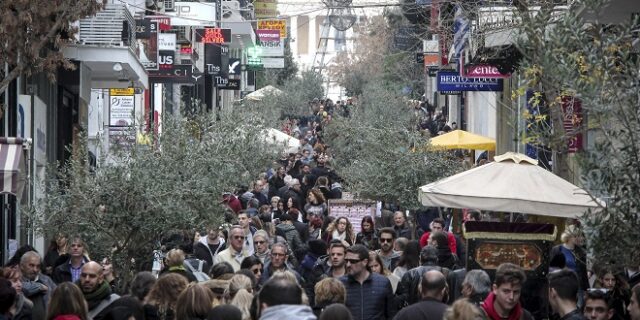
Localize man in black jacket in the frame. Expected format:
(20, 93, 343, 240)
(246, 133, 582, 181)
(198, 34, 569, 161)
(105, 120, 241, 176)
(193, 226, 225, 272)
(394, 270, 449, 320)
(548, 269, 586, 320)
(396, 246, 452, 307)
(52, 237, 88, 284)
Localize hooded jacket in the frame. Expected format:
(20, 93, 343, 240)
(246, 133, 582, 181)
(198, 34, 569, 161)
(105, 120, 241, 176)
(276, 223, 305, 253)
(194, 236, 226, 271)
(259, 304, 316, 320)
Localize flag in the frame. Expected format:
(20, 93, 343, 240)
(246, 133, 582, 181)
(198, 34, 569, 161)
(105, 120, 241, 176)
(452, 5, 469, 60)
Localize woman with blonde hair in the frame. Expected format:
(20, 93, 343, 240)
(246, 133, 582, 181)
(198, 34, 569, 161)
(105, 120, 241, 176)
(323, 217, 354, 247)
(162, 249, 197, 283)
(313, 278, 346, 316)
(174, 284, 215, 320)
(144, 273, 189, 320)
(226, 274, 254, 320)
(443, 299, 483, 320)
(46, 282, 89, 320)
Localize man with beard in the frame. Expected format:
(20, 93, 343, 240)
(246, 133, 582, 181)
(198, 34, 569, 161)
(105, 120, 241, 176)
(79, 261, 120, 320)
(20, 251, 56, 320)
(375, 228, 400, 271)
(481, 263, 534, 320)
(340, 244, 394, 320)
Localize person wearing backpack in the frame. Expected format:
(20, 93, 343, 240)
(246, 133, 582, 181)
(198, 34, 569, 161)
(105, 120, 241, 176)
(160, 249, 198, 283)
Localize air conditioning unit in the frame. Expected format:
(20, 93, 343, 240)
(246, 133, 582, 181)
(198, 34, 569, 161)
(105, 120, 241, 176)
(164, 0, 175, 11)
(221, 1, 243, 21)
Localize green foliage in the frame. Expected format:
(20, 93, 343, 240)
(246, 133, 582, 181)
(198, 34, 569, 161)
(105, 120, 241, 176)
(515, 0, 640, 268)
(0, 0, 105, 91)
(31, 113, 279, 289)
(247, 71, 324, 122)
(324, 81, 459, 209)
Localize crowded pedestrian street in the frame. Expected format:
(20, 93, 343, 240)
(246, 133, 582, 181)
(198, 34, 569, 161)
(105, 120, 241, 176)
(2, 0, 640, 320)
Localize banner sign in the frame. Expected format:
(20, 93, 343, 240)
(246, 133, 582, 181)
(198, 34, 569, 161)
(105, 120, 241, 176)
(254, 0, 277, 18)
(262, 57, 285, 68)
(437, 70, 503, 92)
(195, 28, 232, 44)
(257, 19, 287, 38)
(257, 29, 284, 56)
(561, 96, 583, 153)
(109, 88, 135, 96)
(135, 20, 159, 70)
(146, 15, 171, 31)
(158, 33, 176, 50)
(423, 53, 439, 67)
(149, 64, 203, 83)
(109, 94, 135, 126)
(204, 44, 229, 76)
(465, 64, 511, 78)
(166, 2, 216, 26)
(216, 78, 241, 90)
(228, 58, 241, 75)
(158, 50, 175, 69)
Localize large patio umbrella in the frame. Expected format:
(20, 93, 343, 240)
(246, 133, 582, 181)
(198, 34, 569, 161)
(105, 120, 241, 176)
(245, 85, 282, 101)
(262, 128, 300, 154)
(429, 130, 496, 151)
(418, 152, 604, 218)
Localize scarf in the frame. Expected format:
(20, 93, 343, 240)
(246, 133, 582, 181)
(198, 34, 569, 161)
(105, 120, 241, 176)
(332, 230, 346, 242)
(481, 292, 523, 320)
(82, 280, 112, 310)
(168, 266, 187, 272)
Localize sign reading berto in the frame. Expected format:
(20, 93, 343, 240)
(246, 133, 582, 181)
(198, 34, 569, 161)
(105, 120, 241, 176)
(437, 70, 503, 93)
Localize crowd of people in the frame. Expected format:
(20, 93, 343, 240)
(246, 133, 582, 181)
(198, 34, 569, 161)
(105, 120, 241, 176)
(0, 98, 640, 320)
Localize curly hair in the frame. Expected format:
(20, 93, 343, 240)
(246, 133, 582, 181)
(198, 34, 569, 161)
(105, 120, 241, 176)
(144, 273, 189, 314)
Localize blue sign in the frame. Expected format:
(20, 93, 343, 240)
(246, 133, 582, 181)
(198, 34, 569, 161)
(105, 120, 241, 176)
(437, 70, 503, 92)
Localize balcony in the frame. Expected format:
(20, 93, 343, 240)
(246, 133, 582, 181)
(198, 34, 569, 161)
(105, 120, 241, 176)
(64, 3, 148, 89)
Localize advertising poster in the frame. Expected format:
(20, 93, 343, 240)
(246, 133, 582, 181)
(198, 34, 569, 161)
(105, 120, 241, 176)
(135, 19, 159, 70)
(254, 0, 277, 18)
(109, 89, 135, 126)
(257, 19, 287, 38)
(257, 29, 284, 57)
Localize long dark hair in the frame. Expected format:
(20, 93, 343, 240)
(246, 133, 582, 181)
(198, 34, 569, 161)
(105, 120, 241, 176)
(397, 241, 420, 269)
(360, 216, 375, 234)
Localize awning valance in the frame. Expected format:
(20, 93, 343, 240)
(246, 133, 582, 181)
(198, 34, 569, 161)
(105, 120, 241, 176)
(0, 138, 27, 198)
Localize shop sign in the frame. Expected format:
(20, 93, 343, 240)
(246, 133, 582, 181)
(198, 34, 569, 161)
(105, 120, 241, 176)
(437, 70, 503, 92)
(257, 19, 287, 38)
(195, 28, 232, 44)
(149, 64, 203, 83)
(465, 64, 510, 78)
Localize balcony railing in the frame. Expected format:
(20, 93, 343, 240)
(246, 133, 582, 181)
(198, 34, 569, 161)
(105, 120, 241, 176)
(78, 3, 136, 51)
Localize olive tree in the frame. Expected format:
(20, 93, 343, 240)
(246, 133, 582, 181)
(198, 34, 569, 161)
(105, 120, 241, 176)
(514, 0, 640, 269)
(324, 80, 459, 210)
(30, 113, 279, 290)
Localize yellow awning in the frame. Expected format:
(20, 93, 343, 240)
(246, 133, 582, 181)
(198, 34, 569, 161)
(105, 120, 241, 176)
(429, 130, 496, 151)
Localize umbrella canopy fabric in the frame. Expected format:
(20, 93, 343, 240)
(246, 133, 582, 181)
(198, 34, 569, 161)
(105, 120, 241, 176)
(245, 85, 282, 101)
(262, 128, 300, 154)
(429, 130, 496, 151)
(418, 152, 604, 218)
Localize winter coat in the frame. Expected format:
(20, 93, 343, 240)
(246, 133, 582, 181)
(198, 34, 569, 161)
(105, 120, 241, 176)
(340, 272, 395, 320)
(193, 236, 226, 272)
(395, 264, 453, 308)
(355, 231, 379, 250)
(259, 304, 316, 320)
(393, 297, 448, 320)
(276, 223, 305, 253)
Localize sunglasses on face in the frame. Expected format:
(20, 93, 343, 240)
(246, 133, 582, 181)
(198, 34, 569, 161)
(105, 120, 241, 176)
(345, 258, 362, 264)
(380, 238, 393, 243)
